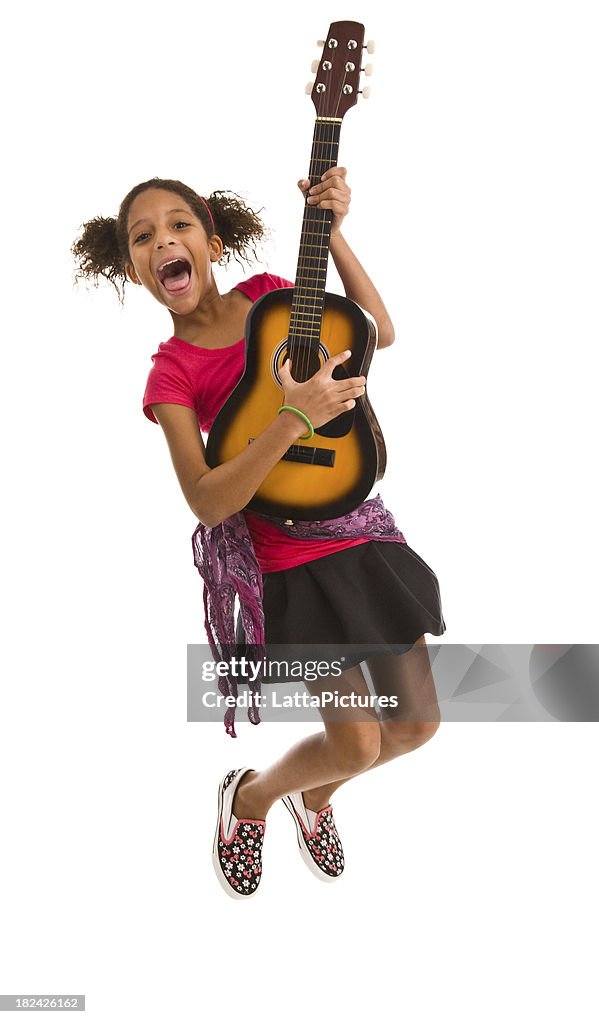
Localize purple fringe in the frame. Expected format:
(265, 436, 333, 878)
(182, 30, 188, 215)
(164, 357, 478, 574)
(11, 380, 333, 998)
(191, 492, 406, 737)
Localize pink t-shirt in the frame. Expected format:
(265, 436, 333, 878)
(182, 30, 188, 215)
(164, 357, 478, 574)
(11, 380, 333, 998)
(142, 272, 372, 573)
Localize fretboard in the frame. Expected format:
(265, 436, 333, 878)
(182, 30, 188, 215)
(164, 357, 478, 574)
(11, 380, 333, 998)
(288, 119, 342, 370)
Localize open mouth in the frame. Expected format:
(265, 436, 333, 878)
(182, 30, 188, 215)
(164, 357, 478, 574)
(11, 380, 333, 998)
(156, 258, 192, 295)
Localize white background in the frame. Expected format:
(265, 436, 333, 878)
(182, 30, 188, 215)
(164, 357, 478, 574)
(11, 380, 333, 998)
(1, 0, 598, 1021)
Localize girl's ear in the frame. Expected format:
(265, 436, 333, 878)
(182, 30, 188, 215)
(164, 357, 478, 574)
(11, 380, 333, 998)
(208, 235, 224, 263)
(125, 262, 141, 285)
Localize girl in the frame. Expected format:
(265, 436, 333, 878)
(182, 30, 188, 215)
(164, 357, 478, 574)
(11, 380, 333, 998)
(72, 169, 446, 898)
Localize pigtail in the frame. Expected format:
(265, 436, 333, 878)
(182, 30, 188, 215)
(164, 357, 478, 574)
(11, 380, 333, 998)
(207, 191, 268, 268)
(71, 215, 127, 303)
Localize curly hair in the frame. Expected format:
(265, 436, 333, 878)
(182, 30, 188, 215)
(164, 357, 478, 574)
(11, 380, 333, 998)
(71, 177, 267, 302)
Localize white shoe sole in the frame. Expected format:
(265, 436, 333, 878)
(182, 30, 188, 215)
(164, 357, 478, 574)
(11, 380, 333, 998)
(281, 796, 342, 883)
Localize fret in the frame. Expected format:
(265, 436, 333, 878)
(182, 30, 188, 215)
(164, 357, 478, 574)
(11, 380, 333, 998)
(294, 281, 326, 291)
(292, 289, 325, 300)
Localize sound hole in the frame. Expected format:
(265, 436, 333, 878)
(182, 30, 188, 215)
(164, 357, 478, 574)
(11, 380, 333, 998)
(283, 347, 320, 383)
(271, 339, 328, 388)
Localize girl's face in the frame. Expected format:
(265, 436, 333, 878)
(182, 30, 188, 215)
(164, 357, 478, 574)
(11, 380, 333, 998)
(124, 188, 222, 313)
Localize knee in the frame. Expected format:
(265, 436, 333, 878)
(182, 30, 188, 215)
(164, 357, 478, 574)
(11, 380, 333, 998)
(328, 724, 381, 775)
(382, 714, 441, 755)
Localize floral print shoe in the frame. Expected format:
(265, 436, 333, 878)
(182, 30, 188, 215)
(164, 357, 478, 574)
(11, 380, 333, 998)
(213, 768, 266, 899)
(282, 791, 344, 881)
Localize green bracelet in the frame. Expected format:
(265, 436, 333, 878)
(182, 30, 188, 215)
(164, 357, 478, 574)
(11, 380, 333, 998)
(277, 405, 314, 440)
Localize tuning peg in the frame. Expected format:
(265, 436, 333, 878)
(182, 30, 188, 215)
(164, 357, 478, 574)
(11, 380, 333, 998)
(305, 81, 314, 95)
(365, 39, 375, 54)
(363, 63, 374, 76)
(361, 86, 371, 99)
(311, 59, 320, 73)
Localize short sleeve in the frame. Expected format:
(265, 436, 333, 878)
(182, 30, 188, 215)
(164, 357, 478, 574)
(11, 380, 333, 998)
(142, 350, 196, 424)
(234, 272, 294, 303)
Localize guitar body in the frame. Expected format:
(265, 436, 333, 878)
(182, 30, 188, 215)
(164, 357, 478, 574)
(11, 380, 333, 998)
(206, 288, 387, 520)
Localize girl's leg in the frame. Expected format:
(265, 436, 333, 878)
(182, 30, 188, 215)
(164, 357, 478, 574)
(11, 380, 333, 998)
(367, 636, 441, 762)
(232, 662, 382, 821)
(301, 636, 441, 811)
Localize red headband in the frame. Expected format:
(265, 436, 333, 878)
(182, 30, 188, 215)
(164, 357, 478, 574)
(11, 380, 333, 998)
(198, 195, 215, 233)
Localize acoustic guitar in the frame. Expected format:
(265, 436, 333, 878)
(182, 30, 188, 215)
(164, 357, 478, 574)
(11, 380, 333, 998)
(206, 21, 386, 521)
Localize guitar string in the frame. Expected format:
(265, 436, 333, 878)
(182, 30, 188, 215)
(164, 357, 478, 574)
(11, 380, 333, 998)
(301, 111, 326, 382)
(294, 74, 326, 382)
(302, 115, 327, 382)
(294, 45, 355, 384)
(294, 92, 323, 383)
(296, 72, 340, 382)
(307, 58, 350, 382)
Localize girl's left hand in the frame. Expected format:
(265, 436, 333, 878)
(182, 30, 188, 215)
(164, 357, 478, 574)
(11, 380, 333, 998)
(298, 166, 351, 236)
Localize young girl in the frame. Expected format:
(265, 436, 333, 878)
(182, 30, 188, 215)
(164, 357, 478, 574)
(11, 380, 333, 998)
(72, 169, 446, 898)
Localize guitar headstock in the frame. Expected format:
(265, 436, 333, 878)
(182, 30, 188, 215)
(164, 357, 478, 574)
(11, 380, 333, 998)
(307, 22, 374, 119)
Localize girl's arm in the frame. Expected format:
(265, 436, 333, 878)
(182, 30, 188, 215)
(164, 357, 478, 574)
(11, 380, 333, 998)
(152, 404, 306, 527)
(302, 166, 396, 348)
(329, 231, 395, 348)
(152, 349, 365, 527)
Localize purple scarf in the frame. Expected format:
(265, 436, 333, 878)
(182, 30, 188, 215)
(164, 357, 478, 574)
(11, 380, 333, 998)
(191, 493, 406, 737)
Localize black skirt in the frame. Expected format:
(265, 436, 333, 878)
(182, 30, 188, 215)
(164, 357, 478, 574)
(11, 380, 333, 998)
(235, 539, 446, 675)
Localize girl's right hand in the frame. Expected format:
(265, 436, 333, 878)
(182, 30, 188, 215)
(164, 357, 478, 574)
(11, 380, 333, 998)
(279, 350, 366, 431)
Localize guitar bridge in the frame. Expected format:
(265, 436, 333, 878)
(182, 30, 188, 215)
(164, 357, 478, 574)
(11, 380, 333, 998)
(248, 439, 335, 467)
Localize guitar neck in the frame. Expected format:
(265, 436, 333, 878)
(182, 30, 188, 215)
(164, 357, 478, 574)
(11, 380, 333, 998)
(289, 118, 342, 348)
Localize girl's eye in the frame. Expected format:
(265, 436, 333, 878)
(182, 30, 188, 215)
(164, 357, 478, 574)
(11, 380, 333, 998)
(133, 221, 189, 244)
